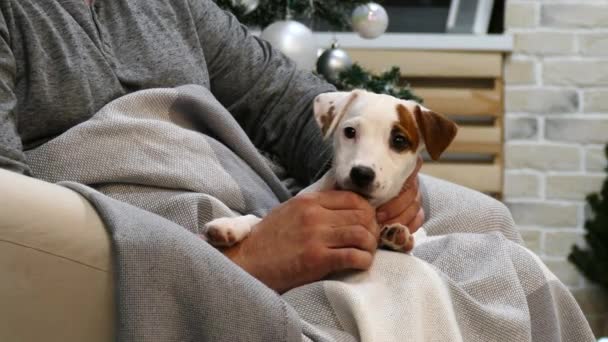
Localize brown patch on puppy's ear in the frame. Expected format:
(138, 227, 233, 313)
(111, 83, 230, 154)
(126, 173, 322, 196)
(395, 104, 420, 151)
(313, 91, 360, 139)
(314, 92, 347, 138)
(325, 92, 359, 139)
(319, 105, 336, 136)
(414, 105, 458, 160)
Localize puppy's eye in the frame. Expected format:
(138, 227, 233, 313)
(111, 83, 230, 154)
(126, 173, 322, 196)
(391, 134, 410, 151)
(344, 127, 356, 139)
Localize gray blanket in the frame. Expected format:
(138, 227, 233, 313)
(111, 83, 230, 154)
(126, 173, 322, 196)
(26, 85, 595, 341)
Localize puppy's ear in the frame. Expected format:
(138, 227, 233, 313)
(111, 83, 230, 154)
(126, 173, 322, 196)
(313, 90, 361, 139)
(414, 105, 458, 160)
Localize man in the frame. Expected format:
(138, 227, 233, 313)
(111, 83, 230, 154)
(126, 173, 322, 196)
(5, 2, 596, 341)
(0, 0, 429, 293)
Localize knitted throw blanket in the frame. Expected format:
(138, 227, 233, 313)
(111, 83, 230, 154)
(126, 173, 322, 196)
(26, 85, 594, 341)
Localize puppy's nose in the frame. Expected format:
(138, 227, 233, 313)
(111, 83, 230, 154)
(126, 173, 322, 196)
(350, 166, 375, 188)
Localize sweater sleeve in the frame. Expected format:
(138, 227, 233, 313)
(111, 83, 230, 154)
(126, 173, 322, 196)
(0, 10, 30, 175)
(189, 0, 333, 184)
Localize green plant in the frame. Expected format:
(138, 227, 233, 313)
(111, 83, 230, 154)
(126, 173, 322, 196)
(214, 0, 369, 29)
(569, 144, 608, 291)
(331, 64, 422, 102)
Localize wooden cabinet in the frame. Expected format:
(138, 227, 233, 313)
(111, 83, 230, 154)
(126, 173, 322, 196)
(346, 48, 506, 197)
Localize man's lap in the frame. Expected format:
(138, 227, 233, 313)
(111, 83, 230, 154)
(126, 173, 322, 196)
(418, 174, 522, 243)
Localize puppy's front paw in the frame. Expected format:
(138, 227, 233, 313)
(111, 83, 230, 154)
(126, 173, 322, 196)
(203, 217, 252, 247)
(379, 223, 414, 253)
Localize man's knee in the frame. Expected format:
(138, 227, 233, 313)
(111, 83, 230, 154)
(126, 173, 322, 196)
(481, 196, 520, 240)
(419, 174, 521, 242)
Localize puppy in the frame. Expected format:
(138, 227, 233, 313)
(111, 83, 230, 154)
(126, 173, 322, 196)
(203, 89, 458, 253)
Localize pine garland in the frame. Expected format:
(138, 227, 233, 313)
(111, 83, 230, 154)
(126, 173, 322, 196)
(569, 144, 608, 291)
(214, 0, 369, 29)
(330, 64, 422, 103)
(214, 2, 421, 102)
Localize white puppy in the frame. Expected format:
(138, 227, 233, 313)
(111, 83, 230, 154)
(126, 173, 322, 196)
(203, 89, 458, 252)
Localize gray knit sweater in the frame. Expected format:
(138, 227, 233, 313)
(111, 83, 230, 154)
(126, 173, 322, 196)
(0, 0, 334, 182)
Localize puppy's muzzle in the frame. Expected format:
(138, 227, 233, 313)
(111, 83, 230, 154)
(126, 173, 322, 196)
(350, 166, 375, 188)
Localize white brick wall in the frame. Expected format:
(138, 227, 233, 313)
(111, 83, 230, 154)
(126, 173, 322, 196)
(505, 0, 608, 335)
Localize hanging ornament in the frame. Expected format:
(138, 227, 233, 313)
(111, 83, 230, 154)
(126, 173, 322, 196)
(230, 0, 259, 14)
(260, 20, 318, 71)
(351, 3, 389, 39)
(316, 42, 353, 84)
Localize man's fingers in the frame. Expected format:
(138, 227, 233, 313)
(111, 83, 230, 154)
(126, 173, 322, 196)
(325, 225, 378, 252)
(329, 210, 378, 234)
(384, 197, 421, 228)
(313, 191, 372, 211)
(328, 248, 374, 272)
(404, 156, 423, 188)
(376, 179, 419, 223)
(406, 208, 425, 234)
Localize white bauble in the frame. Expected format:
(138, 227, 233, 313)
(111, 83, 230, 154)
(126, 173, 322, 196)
(261, 20, 317, 70)
(230, 0, 259, 14)
(351, 3, 389, 39)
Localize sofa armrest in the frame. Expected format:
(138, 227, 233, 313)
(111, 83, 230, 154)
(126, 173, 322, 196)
(0, 169, 115, 341)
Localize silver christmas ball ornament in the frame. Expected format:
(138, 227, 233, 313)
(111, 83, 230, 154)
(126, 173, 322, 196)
(316, 43, 353, 83)
(261, 20, 317, 71)
(230, 0, 259, 14)
(351, 3, 389, 39)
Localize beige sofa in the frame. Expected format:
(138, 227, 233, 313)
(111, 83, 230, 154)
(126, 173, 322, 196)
(0, 168, 115, 341)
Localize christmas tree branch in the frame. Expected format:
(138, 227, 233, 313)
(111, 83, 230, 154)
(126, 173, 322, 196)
(569, 144, 608, 291)
(330, 64, 423, 103)
(215, 0, 370, 29)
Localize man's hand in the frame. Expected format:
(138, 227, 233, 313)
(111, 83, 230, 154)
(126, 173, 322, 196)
(223, 191, 379, 293)
(376, 156, 425, 234)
